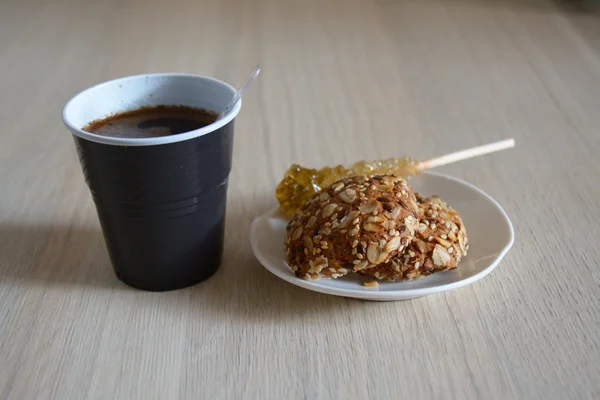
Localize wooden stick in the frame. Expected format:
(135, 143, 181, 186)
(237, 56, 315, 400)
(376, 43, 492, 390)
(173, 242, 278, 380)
(418, 138, 515, 170)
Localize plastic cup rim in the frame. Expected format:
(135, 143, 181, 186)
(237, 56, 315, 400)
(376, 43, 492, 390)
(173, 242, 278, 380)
(62, 73, 241, 147)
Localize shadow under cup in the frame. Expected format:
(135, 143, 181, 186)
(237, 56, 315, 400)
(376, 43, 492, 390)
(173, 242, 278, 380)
(62, 74, 241, 291)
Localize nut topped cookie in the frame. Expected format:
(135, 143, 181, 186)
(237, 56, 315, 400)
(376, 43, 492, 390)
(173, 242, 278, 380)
(361, 195, 468, 281)
(284, 175, 419, 280)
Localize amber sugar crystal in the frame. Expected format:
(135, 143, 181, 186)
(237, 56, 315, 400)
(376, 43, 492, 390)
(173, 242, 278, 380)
(275, 157, 420, 216)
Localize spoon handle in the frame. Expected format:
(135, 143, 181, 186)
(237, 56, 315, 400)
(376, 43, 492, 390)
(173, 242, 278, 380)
(220, 65, 261, 118)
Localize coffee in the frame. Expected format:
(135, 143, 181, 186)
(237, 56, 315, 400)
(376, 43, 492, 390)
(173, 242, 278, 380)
(83, 105, 218, 138)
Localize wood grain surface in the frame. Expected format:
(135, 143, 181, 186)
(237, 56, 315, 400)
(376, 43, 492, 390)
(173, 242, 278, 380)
(1, 0, 599, 399)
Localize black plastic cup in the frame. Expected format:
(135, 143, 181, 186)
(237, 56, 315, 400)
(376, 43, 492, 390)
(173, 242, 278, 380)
(62, 74, 241, 291)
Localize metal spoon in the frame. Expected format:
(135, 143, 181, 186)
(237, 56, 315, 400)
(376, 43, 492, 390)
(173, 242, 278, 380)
(219, 65, 261, 119)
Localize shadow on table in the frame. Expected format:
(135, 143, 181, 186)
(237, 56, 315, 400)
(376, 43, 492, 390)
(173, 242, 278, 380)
(374, 0, 586, 11)
(559, 1, 600, 58)
(0, 222, 121, 290)
(0, 194, 377, 322)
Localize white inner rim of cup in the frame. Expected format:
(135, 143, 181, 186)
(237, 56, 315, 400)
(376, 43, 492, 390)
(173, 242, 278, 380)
(62, 73, 241, 146)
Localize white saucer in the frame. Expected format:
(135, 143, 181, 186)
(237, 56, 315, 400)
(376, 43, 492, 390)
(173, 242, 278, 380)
(250, 172, 514, 301)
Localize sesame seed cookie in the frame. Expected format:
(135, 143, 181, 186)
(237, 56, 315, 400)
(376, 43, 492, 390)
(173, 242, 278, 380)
(284, 175, 419, 280)
(361, 195, 468, 281)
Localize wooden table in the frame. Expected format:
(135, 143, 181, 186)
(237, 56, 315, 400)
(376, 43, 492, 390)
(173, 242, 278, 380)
(1, 0, 599, 398)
